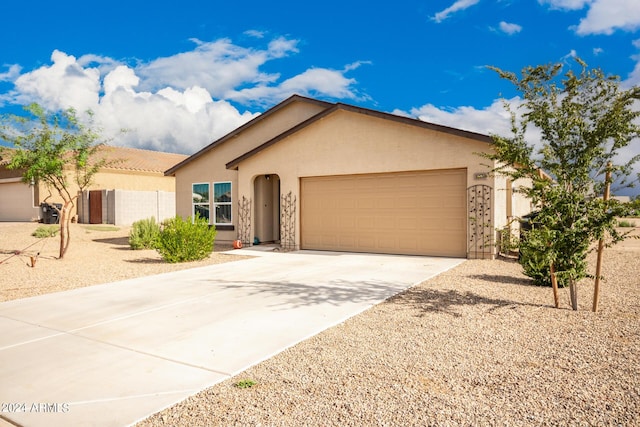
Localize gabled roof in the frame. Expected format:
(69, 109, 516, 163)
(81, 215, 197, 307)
(225, 101, 493, 170)
(0, 147, 12, 166)
(165, 95, 333, 175)
(1, 145, 187, 174)
(97, 145, 188, 174)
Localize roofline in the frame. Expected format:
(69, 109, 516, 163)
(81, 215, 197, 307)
(335, 102, 493, 142)
(226, 101, 493, 170)
(164, 94, 334, 176)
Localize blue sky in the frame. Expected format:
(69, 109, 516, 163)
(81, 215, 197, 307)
(1, 0, 640, 193)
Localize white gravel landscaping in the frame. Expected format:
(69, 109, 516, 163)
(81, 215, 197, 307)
(1, 222, 638, 426)
(138, 231, 639, 426)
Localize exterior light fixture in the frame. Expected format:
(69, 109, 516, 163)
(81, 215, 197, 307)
(474, 172, 488, 180)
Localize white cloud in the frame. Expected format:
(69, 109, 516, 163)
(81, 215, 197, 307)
(540, 0, 640, 35)
(0, 64, 22, 82)
(77, 54, 122, 76)
(401, 98, 522, 137)
(228, 62, 369, 106)
(626, 40, 640, 87)
(405, 93, 640, 195)
(266, 36, 299, 59)
(562, 49, 578, 61)
(3, 37, 364, 154)
(538, 0, 590, 10)
(136, 37, 298, 98)
(96, 73, 256, 153)
(103, 66, 140, 95)
(432, 0, 481, 23)
(244, 29, 265, 39)
(344, 61, 371, 72)
(499, 21, 523, 35)
(13, 50, 101, 113)
(575, 0, 640, 35)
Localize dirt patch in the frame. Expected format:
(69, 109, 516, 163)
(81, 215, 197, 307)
(0, 222, 251, 302)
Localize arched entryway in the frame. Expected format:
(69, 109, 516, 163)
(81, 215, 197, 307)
(253, 174, 281, 244)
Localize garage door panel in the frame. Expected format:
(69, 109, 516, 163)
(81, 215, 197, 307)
(301, 169, 467, 257)
(338, 216, 357, 229)
(396, 197, 418, 209)
(0, 182, 37, 221)
(357, 236, 378, 248)
(396, 217, 419, 230)
(356, 198, 376, 209)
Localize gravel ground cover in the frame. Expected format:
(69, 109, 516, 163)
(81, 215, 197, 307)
(0, 222, 250, 302)
(138, 229, 639, 427)
(1, 221, 638, 426)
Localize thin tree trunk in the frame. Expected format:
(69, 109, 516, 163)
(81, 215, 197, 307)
(58, 204, 67, 259)
(569, 277, 578, 311)
(58, 201, 72, 259)
(550, 263, 560, 308)
(593, 238, 605, 312)
(593, 163, 612, 312)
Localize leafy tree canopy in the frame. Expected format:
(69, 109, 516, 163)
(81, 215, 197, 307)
(487, 58, 640, 310)
(0, 103, 107, 259)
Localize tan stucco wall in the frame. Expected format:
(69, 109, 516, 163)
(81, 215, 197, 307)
(511, 178, 533, 219)
(0, 179, 40, 221)
(493, 175, 510, 231)
(174, 101, 328, 241)
(2, 158, 177, 222)
(35, 170, 176, 221)
(234, 110, 500, 251)
(173, 104, 533, 254)
(91, 170, 177, 192)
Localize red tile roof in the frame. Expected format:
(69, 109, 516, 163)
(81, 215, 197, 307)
(97, 146, 188, 174)
(1, 145, 187, 174)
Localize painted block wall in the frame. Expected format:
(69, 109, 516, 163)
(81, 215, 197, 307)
(78, 190, 176, 226)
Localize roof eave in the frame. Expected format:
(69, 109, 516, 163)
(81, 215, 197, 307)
(226, 102, 493, 170)
(165, 94, 334, 175)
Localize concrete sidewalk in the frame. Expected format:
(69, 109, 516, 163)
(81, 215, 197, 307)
(0, 249, 463, 427)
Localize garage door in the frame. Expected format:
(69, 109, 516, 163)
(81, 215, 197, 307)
(300, 169, 467, 257)
(0, 181, 36, 221)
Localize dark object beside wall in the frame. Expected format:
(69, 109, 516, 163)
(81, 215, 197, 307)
(40, 203, 62, 224)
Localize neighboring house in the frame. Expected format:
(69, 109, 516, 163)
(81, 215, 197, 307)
(1, 146, 187, 225)
(166, 95, 531, 259)
(0, 152, 40, 221)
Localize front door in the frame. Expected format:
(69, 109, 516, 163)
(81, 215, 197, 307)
(253, 174, 281, 243)
(89, 190, 102, 224)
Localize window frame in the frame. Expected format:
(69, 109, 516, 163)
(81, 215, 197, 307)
(192, 182, 210, 222)
(213, 181, 232, 226)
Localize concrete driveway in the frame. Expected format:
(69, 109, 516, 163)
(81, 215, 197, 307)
(0, 249, 463, 427)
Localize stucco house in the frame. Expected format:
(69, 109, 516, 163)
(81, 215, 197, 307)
(1, 145, 187, 225)
(166, 95, 531, 259)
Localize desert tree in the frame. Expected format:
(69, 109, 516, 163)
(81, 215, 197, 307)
(0, 103, 106, 259)
(487, 58, 640, 310)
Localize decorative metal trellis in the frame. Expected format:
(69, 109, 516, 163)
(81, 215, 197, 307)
(237, 196, 252, 245)
(280, 191, 297, 251)
(467, 184, 494, 258)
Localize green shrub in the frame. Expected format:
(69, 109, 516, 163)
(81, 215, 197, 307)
(617, 219, 636, 228)
(498, 225, 519, 256)
(234, 379, 257, 389)
(129, 217, 161, 250)
(518, 225, 583, 289)
(32, 225, 59, 238)
(156, 215, 217, 263)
